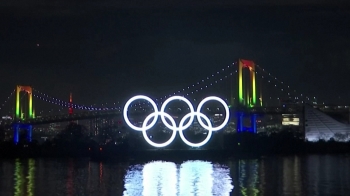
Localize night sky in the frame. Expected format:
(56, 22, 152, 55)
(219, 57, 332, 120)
(1, 0, 350, 112)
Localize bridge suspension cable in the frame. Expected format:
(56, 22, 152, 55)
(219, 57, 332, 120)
(101, 62, 238, 108)
(33, 91, 92, 110)
(255, 65, 321, 104)
(180, 69, 237, 101)
(31, 62, 318, 114)
(41, 62, 238, 110)
(0, 89, 15, 111)
(157, 63, 237, 100)
(33, 89, 79, 109)
(33, 89, 127, 112)
(131, 65, 238, 110)
(32, 62, 237, 111)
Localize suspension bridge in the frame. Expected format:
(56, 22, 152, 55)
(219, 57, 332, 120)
(0, 59, 349, 144)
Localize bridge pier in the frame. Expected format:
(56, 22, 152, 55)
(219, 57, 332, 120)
(250, 114, 257, 133)
(235, 112, 258, 133)
(27, 125, 32, 143)
(236, 112, 244, 132)
(13, 124, 20, 144)
(12, 123, 33, 144)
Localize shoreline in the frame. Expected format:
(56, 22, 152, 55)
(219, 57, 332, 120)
(1, 141, 349, 161)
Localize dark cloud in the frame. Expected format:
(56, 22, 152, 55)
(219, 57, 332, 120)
(1, 0, 349, 17)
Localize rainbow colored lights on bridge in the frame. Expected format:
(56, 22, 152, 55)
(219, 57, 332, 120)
(4, 59, 348, 147)
(238, 59, 257, 107)
(0, 59, 322, 117)
(16, 85, 33, 119)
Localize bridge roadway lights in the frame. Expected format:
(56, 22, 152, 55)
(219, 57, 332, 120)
(13, 123, 33, 144)
(235, 112, 258, 133)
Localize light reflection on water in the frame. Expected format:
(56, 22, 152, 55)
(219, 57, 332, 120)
(0, 155, 350, 195)
(123, 160, 234, 196)
(13, 158, 35, 196)
(238, 160, 259, 196)
(143, 161, 177, 196)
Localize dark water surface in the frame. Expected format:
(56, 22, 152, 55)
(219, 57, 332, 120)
(0, 154, 350, 196)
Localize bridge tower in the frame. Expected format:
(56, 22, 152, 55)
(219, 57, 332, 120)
(13, 85, 34, 144)
(15, 85, 33, 119)
(238, 59, 258, 107)
(236, 59, 260, 133)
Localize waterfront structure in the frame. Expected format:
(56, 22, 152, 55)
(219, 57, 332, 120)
(1, 60, 349, 143)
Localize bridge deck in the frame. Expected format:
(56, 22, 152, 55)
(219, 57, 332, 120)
(6, 106, 304, 125)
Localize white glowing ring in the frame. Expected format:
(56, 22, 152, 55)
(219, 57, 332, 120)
(160, 96, 195, 131)
(196, 96, 230, 131)
(123, 95, 158, 131)
(123, 95, 230, 147)
(142, 112, 177, 147)
(179, 112, 213, 147)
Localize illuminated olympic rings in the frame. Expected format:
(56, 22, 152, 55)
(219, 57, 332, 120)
(123, 95, 230, 147)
